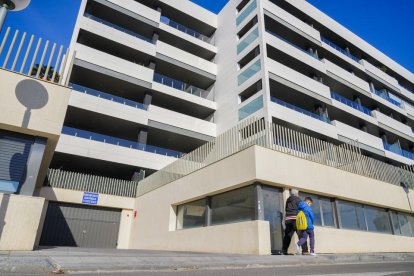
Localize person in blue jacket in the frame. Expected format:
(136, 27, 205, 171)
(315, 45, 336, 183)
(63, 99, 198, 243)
(296, 197, 316, 256)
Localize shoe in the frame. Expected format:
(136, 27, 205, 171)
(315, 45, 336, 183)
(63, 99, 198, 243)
(295, 243, 302, 255)
(310, 252, 317, 256)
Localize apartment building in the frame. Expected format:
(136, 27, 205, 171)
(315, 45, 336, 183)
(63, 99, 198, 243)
(9, 0, 414, 252)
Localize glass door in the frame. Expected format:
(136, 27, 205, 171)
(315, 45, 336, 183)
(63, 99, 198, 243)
(262, 186, 283, 254)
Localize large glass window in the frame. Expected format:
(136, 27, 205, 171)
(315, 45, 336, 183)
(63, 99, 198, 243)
(337, 201, 366, 231)
(408, 215, 414, 237)
(238, 95, 263, 120)
(392, 212, 413, 237)
(365, 206, 392, 234)
(211, 186, 255, 226)
(176, 199, 206, 230)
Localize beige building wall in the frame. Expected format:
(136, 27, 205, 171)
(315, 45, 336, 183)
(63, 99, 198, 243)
(0, 193, 45, 251)
(131, 146, 414, 255)
(0, 70, 71, 188)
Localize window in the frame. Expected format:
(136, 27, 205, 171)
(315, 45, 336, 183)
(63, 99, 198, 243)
(211, 186, 255, 226)
(320, 198, 336, 227)
(409, 215, 414, 237)
(391, 211, 413, 237)
(337, 201, 366, 231)
(238, 95, 263, 120)
(176, 199, 206, 230)
(365, 206, 392, 234)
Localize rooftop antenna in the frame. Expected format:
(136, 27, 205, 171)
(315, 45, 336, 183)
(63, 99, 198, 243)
(0, 0, 31, 31)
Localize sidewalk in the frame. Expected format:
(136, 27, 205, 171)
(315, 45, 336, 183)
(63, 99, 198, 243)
(1, 247, 414, 275)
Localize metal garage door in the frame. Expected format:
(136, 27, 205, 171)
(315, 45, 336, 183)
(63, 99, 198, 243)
(40, 202, 121, 248)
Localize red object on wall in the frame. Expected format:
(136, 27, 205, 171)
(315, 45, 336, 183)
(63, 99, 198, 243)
(133, 210, 137, 218)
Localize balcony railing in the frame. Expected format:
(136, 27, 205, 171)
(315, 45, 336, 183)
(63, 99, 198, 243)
(371, 87, 402, 108)
(45, 169, 139, 197)
(62, 127, 183, 158)
(384, 142, 414, 160)
(266, 30, 318, 59)
(153, 72, 211, 99)
(331, 92, 372, 116)
(70, 83, 148, 110)
(271, 97, 331, 124)
(84, 13, 154, 44)
(321, 37, 360, 63)
(160, 16, 213, 44)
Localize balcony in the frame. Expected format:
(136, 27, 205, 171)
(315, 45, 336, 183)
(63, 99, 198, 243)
(383, 142, 414, 161)
(330, 92, 371, 116)
(70, 83, 148, 110)
(160, 16, 213, 44)
(271, 97, 331, 124)
(321, 37, 360, 63)
(371, 88, 402, 108)
(62, 127, 182, 158)
(360, 60, 400, 91)
(84, 13, 153, 44)
(266, 29, 317, 59)
(153, 73, 211, 99)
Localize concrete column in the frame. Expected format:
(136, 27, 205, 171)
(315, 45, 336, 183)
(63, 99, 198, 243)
(381, 134, 388, 144)
(205, 197, 212, 226)
(143, 92, 153, 107)
(18, 137, 47, 196)
(149, 61, 156, 70)
(156, 7, 162, 13)
(137, 128, 148, 145)
(360, 124, 368, 132)
(369, 82, 375, 92)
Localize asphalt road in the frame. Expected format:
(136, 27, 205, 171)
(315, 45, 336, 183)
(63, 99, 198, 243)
(71, 262, 414, 276)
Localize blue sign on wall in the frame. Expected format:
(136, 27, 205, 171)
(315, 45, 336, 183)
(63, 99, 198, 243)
(82, 192, 99, 205)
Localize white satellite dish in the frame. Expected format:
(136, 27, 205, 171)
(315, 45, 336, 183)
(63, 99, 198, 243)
(1, 0, 31, 11)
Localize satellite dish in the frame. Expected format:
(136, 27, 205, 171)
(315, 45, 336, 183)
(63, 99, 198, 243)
(0, 0, 30, 11)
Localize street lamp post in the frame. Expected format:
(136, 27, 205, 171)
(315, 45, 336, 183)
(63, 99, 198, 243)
(0, 0, 31, 32)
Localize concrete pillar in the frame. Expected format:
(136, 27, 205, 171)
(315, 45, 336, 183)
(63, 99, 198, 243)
(149, 61, 156, 70)
(381, 134, 388, 144)
(369, 82, 375, 92)
(156, 7, 162, 13)
(360, 124, 368, 132)
(143, 92, 153, 107)
(18, 137, 47, 196)
(137, 128, 148, 145)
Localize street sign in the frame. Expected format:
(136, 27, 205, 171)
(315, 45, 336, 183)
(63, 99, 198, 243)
(82, 192, 99, 205)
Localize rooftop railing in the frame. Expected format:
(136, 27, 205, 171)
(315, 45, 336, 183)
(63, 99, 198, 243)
(271, 97, 331, 124)
(137, 118, 414, 196)
(84, 13, 153, 44)
(0, 27, 69, 85)
(330, 91, 372, 116)
(70, 83, 148, 110)
(153, 72, 211, 99)
(371, 87, 402, 108)
(266, 29, 318, 59)
(62, 127, 183, 158)
(160, 16, 213, 44)
(321, 37, 360, 63)
(383, 142, 414, 161)
(45, 169, 139, 197)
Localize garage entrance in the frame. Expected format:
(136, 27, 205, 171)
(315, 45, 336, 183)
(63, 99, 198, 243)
(39, 202, 121, 248)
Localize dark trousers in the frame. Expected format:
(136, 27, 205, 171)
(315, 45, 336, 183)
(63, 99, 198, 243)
(297, 229, 315, 253)
(282, 219, 308, 252)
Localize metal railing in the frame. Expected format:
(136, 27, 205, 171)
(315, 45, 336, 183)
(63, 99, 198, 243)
(384, 142, 414, 160)
(62, 126, 183, 158)
(137, 118, 414, 196)
(371, 87, 402, 108)
(0, 27, 69, 84)
(331, 92, 372, 116)
(84, 13, 153, 44)
(70, 83, 148, 110)
(266, 29, 318, 59)
(45, 169, 139, 197)
(153, 72, 211, 99)
(321, 36, 360, 63)
(160, 16, 213, 44)
(271, 97, 331, 124)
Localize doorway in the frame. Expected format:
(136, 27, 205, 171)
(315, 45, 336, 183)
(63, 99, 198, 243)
(262, 186, 284, 254)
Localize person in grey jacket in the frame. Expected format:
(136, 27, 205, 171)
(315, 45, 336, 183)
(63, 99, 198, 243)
(281, 189, 308, 255)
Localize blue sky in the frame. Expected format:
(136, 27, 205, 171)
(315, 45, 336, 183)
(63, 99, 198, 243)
(1, 0, 413, 73)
